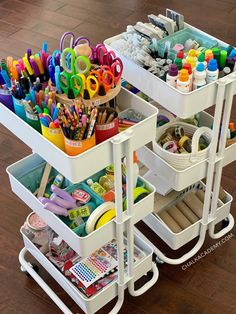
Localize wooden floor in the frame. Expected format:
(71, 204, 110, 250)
(0, 0, 236, 313)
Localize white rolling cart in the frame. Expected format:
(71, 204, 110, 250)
(1, 87, 160, 313)
(105, 20, 236, 265)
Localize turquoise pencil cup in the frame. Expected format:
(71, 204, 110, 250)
(12, 96, 26, 121)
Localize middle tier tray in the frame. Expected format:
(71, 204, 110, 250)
(7, 153, 155, 257)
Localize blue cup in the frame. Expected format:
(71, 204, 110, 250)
(12, 96, 26, 121)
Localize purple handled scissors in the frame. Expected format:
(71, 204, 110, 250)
(60, 31, 91, 52)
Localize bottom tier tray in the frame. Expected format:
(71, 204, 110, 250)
(21, 230, 153, 314)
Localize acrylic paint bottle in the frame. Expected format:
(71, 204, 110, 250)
(176, 69, 190, 93)
(166, 64, 179, 87)
(182, 63, 193, 90)
(206, 59, 219, 84)
(193, 63, 207, 90)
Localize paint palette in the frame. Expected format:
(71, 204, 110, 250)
(69, 246, 118, 288)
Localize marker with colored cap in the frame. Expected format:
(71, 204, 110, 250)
(176, 69, 190, 93)
(193, 63, 206, 90)
(212, 47, 220, 63)
(219, 50, 227, 70)
(206, 59, 219, 84)
(229, 48, 236, 58)
(166, 64, 178, 87)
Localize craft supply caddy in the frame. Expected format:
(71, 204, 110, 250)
(0, 8, 236, 314)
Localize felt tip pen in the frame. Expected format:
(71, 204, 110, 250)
(0, 70, 11, 88)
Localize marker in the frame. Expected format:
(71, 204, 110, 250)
(219, 50, 227, 70)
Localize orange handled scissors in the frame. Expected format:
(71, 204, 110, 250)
(90, 69, 114, 95)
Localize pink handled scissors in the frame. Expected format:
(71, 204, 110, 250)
(99, 59, 123, 85)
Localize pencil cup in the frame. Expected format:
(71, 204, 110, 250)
(0, 93, 14, 112)
(12, 96, 26, 121)
(41, 124, 65, 151)
(25, 111, 42, 133)
(64, 134, 96, 156)
(95, 108, 119, 144)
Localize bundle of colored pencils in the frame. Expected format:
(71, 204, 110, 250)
(58, 102, 97, 141)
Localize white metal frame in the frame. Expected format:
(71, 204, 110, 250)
(2, 18, 236, 314)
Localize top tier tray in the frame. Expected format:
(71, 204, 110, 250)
(0, 87, 158, 183)
(104, 23, 234, 118)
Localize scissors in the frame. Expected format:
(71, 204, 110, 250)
(60, 32, 91, 52)
(99, 60, 123, 85)
(59, 48, 91, 99)
(77, 73, 99, 99)
(90, 69, 114, 95)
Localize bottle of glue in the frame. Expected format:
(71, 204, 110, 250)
(176, 69, 190, 93)
(166, 64, 178, 87)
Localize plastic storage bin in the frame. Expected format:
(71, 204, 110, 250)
(137, 111, 234, 191)
(104, 23, 232, 118)
(0, 87, 158, 183)
(155, 28, 218, 59)
(21, 229, 153, 314)
(143, 181, 232, 250)
(7, 153, 156, 257)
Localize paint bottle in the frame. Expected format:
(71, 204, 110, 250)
(174, 58, 183, 71)
(166, 64, 179, 87)
(193, 63, 206, 90)
(176, 69, 190, 93)
(176, 51, 184, 59)
(188, 49, 197, 62)
(182, 63, 193, 90)
(205, 52, 214, 64)
(206, 59, 219, 84)
(185, 56, 196, 71)
(197, 53, 207, 69)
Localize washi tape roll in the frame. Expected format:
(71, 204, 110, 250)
(163, 140, 178, 153)
(85, 201, 115, 234)
(174, 126, 184, 139)
(95, 209, 116, 230)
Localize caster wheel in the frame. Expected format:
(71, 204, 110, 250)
(25, 263, 39, 278)
(222, 217, 229, 229)
(155, 256, 164, 264)
(153, 253, 164, 264)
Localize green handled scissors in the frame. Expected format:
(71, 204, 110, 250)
(59, 48, 91, 99)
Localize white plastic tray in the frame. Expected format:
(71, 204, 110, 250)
(104, 23, 232, 118)
(21, 229, 153, 314)
(143, 181, 232, 250)
(7, 153, 155, 257)
(0, 88, 158, 183)
(137, 111, 236, 191)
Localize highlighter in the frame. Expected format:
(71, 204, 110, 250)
(23, 56, 35, 83)
(34, 54, 44, 75)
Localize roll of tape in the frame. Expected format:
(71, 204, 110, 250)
(163, 140, 178, 153)
(85, 201, 115, 234)
(174, 126, 184, 139)
(95, 209, 116, 230)
(123, 187, 149, 210)
(178, 135, 190, 148)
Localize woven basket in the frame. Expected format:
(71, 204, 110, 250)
(152, 122, 212, 170)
